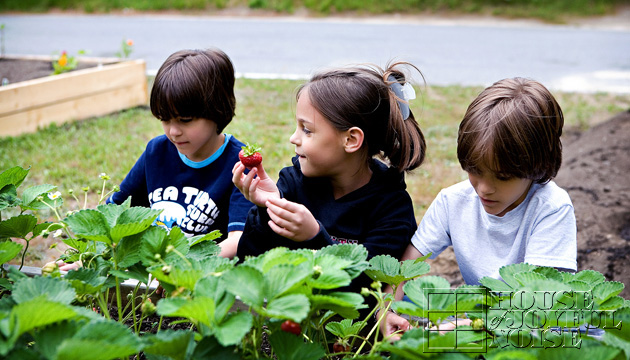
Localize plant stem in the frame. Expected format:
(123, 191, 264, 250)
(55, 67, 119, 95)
(115, 276, 123, 322)
(18, 238, 30, 270)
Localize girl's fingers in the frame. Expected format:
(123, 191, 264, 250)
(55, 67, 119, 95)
(267, 197, 297, 211)
(266, 199, 292, 218)
(268, 220, 292, 237)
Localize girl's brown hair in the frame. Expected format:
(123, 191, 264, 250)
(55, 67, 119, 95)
(457, 77, 564, 184)
(297, 61, 426, 172)
(150, 48, 236, 133)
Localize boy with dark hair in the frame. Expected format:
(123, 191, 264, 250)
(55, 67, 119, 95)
(107, 48, 252, 256)
(380, 77, 577, 339)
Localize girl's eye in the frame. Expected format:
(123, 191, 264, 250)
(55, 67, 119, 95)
(179, 117, 193, 123)
(302, 127, 312, 135)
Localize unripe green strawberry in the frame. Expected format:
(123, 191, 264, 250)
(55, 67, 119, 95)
(141, 298, 156, 316)
(472, 318, 484, 331)
(41, 262, 59, 276)
(239, 143, 263, 168)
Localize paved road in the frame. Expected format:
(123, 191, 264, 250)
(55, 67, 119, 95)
(1, 13, 629, 93)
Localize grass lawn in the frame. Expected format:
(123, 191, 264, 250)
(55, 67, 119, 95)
(2, 78, 629, 225)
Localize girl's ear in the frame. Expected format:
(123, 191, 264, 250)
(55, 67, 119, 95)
(344, 127, 365, 153)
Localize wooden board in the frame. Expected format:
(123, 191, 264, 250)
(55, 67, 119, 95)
(0, 59, 147, 137)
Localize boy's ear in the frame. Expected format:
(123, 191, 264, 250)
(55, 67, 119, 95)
(343, 127, 364, 153)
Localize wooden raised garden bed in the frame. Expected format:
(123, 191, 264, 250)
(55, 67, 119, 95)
(0, 56, 147, 137)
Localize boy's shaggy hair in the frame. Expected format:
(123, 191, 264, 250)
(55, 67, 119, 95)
(457, 77, 564, 184)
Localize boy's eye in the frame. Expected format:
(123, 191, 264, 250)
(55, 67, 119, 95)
(179, 117, 193, 123)
(496, 174, 512, 181)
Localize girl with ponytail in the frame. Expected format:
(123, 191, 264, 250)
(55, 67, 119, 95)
(229, 61, 426, 297)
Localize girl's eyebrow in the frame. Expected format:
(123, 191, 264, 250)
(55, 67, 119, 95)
(296, 118, 313, 126)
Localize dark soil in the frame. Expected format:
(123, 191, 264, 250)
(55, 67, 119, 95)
(0, 58, 100, 84)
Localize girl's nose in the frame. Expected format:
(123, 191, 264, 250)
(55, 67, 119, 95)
(289, 129, 299, 145)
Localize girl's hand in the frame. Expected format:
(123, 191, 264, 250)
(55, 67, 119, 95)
(379, 310, 411, 342)
(232, 162, 280, 206)
(265, 197, 320, 242)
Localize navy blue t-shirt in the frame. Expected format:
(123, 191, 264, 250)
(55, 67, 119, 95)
(238, 156, 417, 265)
(108, 134, 253, 238)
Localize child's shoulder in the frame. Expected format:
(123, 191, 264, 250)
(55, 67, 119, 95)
(442, 180, 477, 198)
(145, 134, 172, 152)
(528, 181, 573, 208)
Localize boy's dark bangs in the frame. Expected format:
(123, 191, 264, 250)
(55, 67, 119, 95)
(150, 71, 206, 121)
(459, 121, 527, 179)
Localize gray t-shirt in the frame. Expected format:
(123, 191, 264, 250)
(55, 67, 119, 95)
(411, 180, 577, 285)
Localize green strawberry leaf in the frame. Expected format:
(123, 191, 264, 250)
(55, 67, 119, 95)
(573, 269, 606, 286)
(64, 268, 108, 296)
(138, 226, 169, 266)
(189, 229, 222, 247)
(269, 331, 326, 360)
(325, 319, 366, 338)
(0, 166, 29, 190)
(63, 209, 112, 244)
(221, 265, 265, 308)
(264, 263, 311, 300)
(56, 320, 142, 360)
(308, 254, 352, 289)
(310, 292, 364, 319)
(12, 276, 75, 304)
(592, 281, 624, 304)
(532, 266, 564, 282)
(214, 311, 254, 347)
(264, 294, 310, 322)
(0, 241, 23, 265)
(498, 263, 538, 289)
(12, 296, 78, 336)
(317, 243, 369, 278)
(0, 214, 37, 238)
(21, 184, 56, 207)
(479, 276, 513, 292)
(157, 297, 216, 327)
(142, 330, 195, 360)
(110, 207, 161, 243)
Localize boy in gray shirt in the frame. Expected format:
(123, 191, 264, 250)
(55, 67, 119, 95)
(380, 77, 577, 339)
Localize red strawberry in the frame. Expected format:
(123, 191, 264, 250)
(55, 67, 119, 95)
(280, 320, 301, 335)
(332, 341, 350, 353)
(239, 143, 263, 168)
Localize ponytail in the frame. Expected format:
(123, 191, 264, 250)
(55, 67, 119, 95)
(383, 62, 426, 172)
(300, 61, 426, 172)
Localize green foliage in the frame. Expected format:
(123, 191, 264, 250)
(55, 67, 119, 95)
(0, 167, 629, 358)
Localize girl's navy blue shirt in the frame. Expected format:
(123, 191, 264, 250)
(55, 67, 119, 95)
(237, 156, 417, 292)
(107, 134, 253, 238)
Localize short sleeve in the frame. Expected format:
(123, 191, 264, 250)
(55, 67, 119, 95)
(524, 204, 577, 271)
(411, 190, 452, 259)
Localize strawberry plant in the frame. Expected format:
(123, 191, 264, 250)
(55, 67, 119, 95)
(0, 165, 629, 359)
